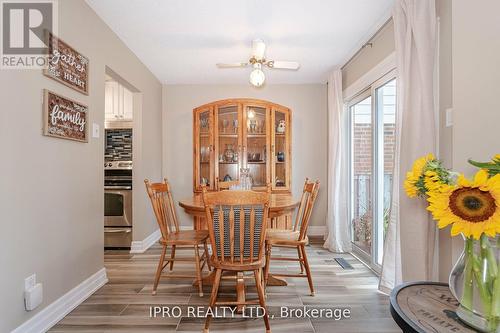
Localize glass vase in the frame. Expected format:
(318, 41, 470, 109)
(449, 235, 500, 332)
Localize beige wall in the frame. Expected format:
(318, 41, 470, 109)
(452, 0, 500, 173)
(447, 0, 500, 267)
(0, 0, 162, 331)
(162, 84, 327, 229)
(342, 21, 395, 89)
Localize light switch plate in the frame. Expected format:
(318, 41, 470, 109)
(92, 123, 100, 138)
(445, 108, 453, 127)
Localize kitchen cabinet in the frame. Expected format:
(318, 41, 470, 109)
(105, 81, 133, 122)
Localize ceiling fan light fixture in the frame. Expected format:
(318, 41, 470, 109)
(249, 63, 265, 87)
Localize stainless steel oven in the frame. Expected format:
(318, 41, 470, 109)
(104, 161, 132, 248)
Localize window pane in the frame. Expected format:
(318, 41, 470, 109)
(376, 79, 396, 265)
(351, 95, 372, 255)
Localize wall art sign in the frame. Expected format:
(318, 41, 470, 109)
(44, 31, 89, 95)
(43, 90, 88, 142)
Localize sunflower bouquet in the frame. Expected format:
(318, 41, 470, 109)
(405, 154, 500, 332)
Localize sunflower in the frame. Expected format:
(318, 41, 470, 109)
(404, 153, 436, 197)
(427, 170, 500, 239)
(424, 170, 447, 193)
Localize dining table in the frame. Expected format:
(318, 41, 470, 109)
(178, 192, 300, 309)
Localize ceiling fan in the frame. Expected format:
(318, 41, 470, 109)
(216, 39, 300, 87)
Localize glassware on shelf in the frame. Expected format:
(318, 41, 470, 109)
(236, 168, 253, 190)
(258, 119, 265, 134)
(232, 119, 238, 133)
(221, 119, 229, 133)
(249, 120, 257, 134)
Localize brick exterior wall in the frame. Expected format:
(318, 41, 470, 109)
(353, 123, 395, 174)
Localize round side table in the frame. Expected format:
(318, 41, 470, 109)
(390, 282, 478, 333)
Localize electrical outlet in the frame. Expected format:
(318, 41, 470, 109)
(25, 274, 36, 291)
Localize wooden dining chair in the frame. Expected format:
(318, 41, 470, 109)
(145, 179, 210, 297)
(217, 178, 239, 190)
(202, 188, 271, 333)
(264, 178, 320, 296)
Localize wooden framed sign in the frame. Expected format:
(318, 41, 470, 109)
(44, 31, 89, 95)
(43, 90, 88, 142)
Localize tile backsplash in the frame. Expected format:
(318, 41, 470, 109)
(105, 129, 132, 161)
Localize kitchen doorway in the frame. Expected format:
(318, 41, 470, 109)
(103, 67, 142, 250)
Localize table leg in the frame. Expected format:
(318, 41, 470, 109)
(193, 216, 207, 230)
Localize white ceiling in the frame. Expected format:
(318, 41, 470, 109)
(86, 0, 394, 84)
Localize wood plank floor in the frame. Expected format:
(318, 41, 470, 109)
(50, 239, 401, 333)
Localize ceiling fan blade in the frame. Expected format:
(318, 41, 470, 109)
(267, 60, 300, 70)
(252, 39, 266, 60)
(216, 62, 249, 68)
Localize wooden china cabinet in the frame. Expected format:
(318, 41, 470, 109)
(193, 98, 291, 193)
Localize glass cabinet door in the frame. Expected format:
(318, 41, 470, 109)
(194, 107, 214, 191)
(272, 107, 291, 191)
(243, 105, 270, 190)
(215, 104, 242, 187)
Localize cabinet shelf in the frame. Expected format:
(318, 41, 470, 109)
(219, 162, 238, 165)
(248, 161, 266, 164)
(218, 133, 238, 138)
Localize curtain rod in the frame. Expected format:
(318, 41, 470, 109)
(340, 17, 393, 71)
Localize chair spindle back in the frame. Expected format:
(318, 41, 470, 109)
(144, 179, 180, 240)
(202, 188, 270, 265)
(293, 178, 320, 241)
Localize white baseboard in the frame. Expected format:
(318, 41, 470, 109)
(12, 268, 108, 333)
(307, 226, 326, 237)
(130, 229, 161, 253)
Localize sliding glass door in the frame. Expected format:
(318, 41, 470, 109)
(349, 72, 396, 272)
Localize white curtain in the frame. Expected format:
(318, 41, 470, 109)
(324, 69, 351, 253)
(379, 0, 438, 293)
